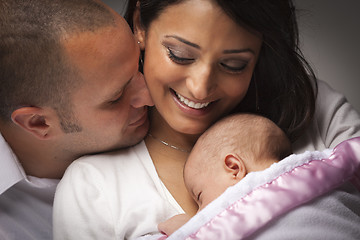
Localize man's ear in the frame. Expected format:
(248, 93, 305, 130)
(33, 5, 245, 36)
(133, 1, 146, 50)
(224, 153, 247, 180)
(11, 107, 54, 140)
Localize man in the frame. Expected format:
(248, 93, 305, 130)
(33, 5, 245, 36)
(0, 0, 153, 239)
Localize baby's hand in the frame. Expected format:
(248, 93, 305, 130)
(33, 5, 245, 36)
(158, 214, 191, 236)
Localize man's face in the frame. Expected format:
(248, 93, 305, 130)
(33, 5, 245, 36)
(61, 16, 153, 155)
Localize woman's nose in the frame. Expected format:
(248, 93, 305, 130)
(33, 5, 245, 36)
(186, 65, 216, 100)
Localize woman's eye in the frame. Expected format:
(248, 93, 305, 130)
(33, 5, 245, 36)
(220, 60, 248, 74)
(167, 48, 194, 64)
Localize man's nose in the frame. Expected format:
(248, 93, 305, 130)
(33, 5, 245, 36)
(128, 72, 154, 108)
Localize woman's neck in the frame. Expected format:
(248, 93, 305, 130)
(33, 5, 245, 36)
(148, 108, 199, 152)
(145, 108, 199, 216)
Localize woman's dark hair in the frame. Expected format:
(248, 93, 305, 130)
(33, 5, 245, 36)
(126, 0, 318, 142)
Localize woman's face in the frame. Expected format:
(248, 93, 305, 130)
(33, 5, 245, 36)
(137, 0, 262, 135)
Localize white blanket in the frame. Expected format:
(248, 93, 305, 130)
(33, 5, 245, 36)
(138, 137, 360, 240)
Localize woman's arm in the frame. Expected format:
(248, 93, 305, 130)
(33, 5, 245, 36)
(293, 80, 360, 153)
(316, 80, 360, 146)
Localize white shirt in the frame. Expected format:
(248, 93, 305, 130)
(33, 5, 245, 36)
(0, 134, 59, 240)
(53, 80, 360, 239)
(53, 141, 183, 240)
(293, 80, 360, 152)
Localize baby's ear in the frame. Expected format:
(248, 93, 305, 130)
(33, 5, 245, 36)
(224, 154, 247, 180)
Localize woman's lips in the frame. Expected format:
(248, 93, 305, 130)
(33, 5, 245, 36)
(171, 89, 216, 115)
(175, 92, 211, 109)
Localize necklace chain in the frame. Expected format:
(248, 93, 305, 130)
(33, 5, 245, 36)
(148, 133, 190, 153)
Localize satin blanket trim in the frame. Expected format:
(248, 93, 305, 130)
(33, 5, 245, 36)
(165, 137, 360, 240)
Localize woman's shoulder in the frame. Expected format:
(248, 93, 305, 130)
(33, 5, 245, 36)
(316, 79, 345, 102)
(57, 140, 155, 199)
(294, 79, 360, 152)
(64, 140, 150, 177)
(314, 79, 360, 135)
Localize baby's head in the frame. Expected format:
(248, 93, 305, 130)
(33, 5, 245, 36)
(184, 113, 292, 210)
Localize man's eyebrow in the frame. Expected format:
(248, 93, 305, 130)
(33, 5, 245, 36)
(165, 35, 200, 49)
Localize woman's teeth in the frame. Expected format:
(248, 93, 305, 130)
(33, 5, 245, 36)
(176, 92, 210, 109)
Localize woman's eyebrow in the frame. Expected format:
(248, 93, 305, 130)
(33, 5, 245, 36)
(223, 48, 255, 55)
(164, 35, 255, 55)
(165, 35, 200, 49)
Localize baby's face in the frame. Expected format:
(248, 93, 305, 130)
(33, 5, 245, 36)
(184, 147, 233, 210)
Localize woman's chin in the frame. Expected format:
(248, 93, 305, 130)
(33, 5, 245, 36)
(171, 123, 210, 136)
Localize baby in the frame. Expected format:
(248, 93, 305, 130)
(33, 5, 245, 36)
(158, 113, 292, 236)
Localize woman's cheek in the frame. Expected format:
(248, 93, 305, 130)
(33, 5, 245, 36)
(222, 76, 251, 99)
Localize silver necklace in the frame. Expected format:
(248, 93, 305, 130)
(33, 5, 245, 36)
(148, 133, 190, 153)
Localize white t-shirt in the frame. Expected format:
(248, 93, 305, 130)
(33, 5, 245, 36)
(0, 134, 59, 240)
(53, 80, 360, 239)
(54, 141, 183, 240)
(293, 80, 360, 152)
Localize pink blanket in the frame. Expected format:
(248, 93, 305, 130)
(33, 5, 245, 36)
(144, 137, 360, 240)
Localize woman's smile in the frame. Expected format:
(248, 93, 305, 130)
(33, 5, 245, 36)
(175, 91, 211, 109)
(170, 89, 217, 117)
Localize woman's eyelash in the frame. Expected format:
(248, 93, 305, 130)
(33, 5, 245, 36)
(167, 48, 194, 64)
(166, 46, 248, 73)
(220, 62, 247, 73)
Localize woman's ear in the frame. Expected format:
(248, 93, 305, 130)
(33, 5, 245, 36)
(224, 153, 247, 180)
(133, 1, 146, 50)
(11, 107, 54, 140)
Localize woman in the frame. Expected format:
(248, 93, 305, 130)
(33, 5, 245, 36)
(53, 0, 360, 239)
